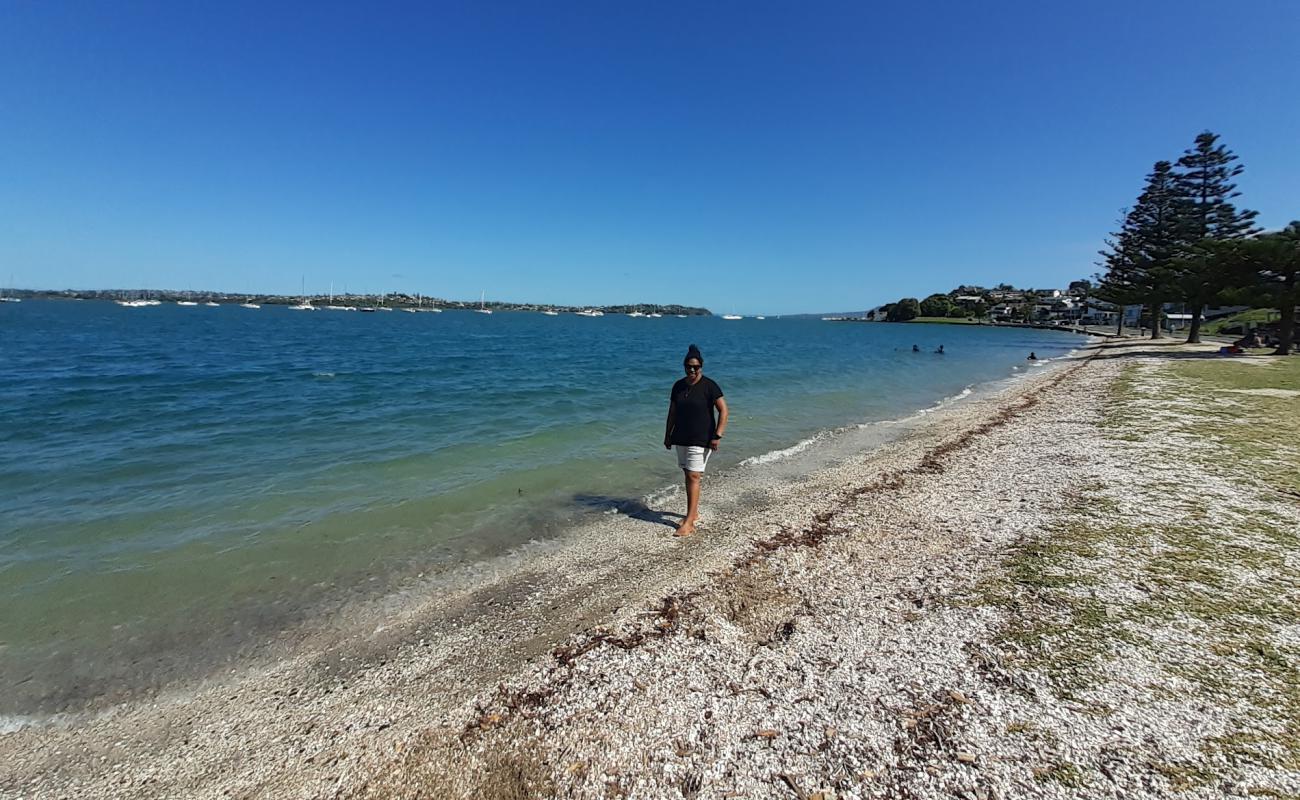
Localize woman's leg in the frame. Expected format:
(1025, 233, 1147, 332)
(676, 470, 702, 536)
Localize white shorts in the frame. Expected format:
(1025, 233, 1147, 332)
(674, 445, 712, 473)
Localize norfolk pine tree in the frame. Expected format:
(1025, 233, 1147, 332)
(1172, 131, 1259, 343)
(1099, 163, 1183, 339)
(1235, 223, 1299, 356)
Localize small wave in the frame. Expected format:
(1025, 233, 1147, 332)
(311, 371, 336, 378)
(916, 384, 974, 415)
(0, 714, 51, 734)
(738, 433, 826, 466)
(642, 484, 680, 509)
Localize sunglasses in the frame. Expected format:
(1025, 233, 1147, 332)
(684, 364, 702, 371)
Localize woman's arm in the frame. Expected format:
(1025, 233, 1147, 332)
(664, 400, 676, 449)
(710, 396, 729, 450)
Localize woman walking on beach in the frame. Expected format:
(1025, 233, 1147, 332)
(664, 344, 728, 537)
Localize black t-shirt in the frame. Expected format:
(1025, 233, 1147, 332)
(669, 376, 724, 447)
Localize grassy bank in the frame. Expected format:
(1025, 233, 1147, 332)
(1202, 309, 1280, 336)
(974, 349, 1300, 793)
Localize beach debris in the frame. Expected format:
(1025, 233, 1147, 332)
(776, 772, 806, 798)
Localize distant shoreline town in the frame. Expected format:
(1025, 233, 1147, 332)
(2, 288, 714, 317)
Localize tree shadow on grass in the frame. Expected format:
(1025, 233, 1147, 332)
(1094, 341, 1278, 361)
(571, 494, 683, 529)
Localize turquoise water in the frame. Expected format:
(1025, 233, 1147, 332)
(0, 301, 1086, 713)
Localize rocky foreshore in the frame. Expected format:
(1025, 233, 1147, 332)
(5, 339, 1297, 799)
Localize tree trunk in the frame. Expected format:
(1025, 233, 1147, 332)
(1148, 300, 1163, 339)
(1185, 303, 1204, 344)
(1273, 277, 1296, 356)
(1115, 307, 1125, 336)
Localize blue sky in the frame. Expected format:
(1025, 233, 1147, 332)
(2, 1, 1297, 314)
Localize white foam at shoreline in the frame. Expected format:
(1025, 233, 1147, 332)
(738, 432, 827, 466)
(0, 713, 68, 734)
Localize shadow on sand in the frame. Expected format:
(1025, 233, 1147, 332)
(571, 494, 683, 529)
(1093, 340, 1285, 361)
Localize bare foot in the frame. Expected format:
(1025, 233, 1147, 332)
(674, 519, 697, 537)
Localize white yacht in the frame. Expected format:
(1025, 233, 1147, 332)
(475, 290, 493, 314)
(177, 300, 199, 306)
(2, 274, 22, 301)
(542, 309, 559, 316)
(240, 302, 261, 309)
(722, 314, 743, 320)
(289, 277, 316, 310)
(575, 309, 603, 317)
(204, 301, 219, 307)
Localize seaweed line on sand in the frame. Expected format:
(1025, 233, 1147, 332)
(460, 352, 1097, 744)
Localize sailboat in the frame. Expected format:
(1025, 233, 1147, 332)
(722, 312, 742, 320)
(177, 300, 198, 306)
(0, 274, 19, 302)
(332, 283, 353, 310)
(288, 277, 316, 311)
(475, 290, 493, 314)
(647, 305, 662, 318)
(541, 308, 559, 316)
(240, 301, 261, 309)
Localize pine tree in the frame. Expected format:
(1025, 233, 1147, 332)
(1094, 238, 1143, 336)
(1234, 223, 1300, 356)
(1172, 131, 1259, 343)
(1098, 163, 1183, 339)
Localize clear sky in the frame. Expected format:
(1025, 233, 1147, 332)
(2, 1, 1297, 314)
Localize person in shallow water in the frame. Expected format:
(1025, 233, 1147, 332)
(664, 343, 729, 537)
(935, 344, 945, 354)
(1028, 352, 1038, 361)
(912, 344, 920, 352)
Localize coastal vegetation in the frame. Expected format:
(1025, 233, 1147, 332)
(1095, 131, 1296, 354)
(870, 132, 1296, 354)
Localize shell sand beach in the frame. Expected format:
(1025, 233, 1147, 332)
(4, 340, 1298, 799)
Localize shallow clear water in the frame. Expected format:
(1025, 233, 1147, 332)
(0, 301, 1085, 712)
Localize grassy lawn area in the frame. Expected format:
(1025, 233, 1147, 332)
(1202, 308, 1280, 335)
(970, 352, 1300, 792)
